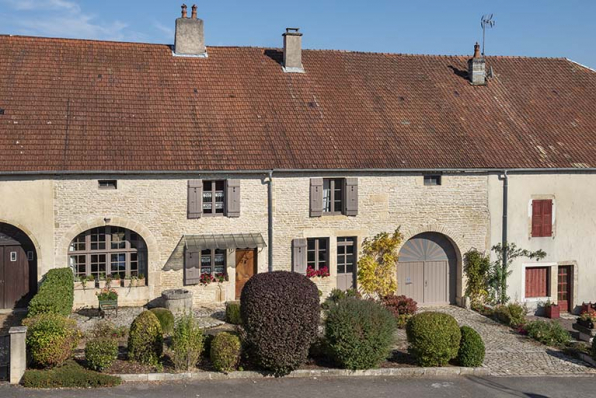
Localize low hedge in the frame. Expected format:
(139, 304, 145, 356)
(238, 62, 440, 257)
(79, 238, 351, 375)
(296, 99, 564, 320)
(325, 298, 396, 370)
(225, 301, 242, 325)
(406, 312, 461, 367)
(22, 313, 80, 368)
(525, 320, 570, 347)
(27, 268, 74, 317)
(210, 332, 241, 373)
(457, 326, 485, 367)
(149, 308, 175, 335)
(85, 337, 118, 371)
(22, 361, 121, 388)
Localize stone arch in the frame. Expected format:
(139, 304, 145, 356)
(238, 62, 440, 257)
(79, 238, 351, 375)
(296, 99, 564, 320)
(0, 218, 43, 263)
(397, 224, 464, 306)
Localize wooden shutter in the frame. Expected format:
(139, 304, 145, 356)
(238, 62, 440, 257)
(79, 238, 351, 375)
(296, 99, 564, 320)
(188, 180, 203, 219)
(292, 238, 308, 274)
(525, 267, 549, 298)
(532, 200, 553, 237)
(542, 200, 553, 237)
(310, 178, 324, 217)
(226, 179, 241, 218)
(343, 178, 359, 216)
(531, 200, 543, 237)
(185, 249, 201, 285)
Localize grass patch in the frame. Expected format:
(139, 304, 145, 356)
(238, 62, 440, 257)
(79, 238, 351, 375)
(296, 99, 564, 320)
(22, 361, 121, 389)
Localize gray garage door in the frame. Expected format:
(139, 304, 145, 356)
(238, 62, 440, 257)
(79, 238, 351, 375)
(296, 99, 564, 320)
(397, 233, 456, 305)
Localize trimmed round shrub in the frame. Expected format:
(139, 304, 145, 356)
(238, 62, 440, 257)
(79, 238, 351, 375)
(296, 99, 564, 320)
(241, 271, 320, 375)
(170, 314, 204, 371)
(321, 288, 360, 310)
(85, 337, 118, 371)
(225, 301, 242, 325)
(406, 312, 461, 367)
(149, 308, 175, 335)
(23, 313, 80, 368)
(457, 326, 485, 367)
(210, 332, 241, 373)
(325, 298, 396, 370)
(127, 311, 163, 366)
(381, 294, 418, 328)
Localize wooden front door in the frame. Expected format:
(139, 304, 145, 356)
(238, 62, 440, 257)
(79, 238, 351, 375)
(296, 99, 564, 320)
(0, 245, 30, 310)
(235, 249, 256, 299)
(557, 266, 572, 312)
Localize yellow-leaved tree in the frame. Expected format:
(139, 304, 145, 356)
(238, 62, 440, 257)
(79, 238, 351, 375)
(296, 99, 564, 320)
(357, 228, 403, 299)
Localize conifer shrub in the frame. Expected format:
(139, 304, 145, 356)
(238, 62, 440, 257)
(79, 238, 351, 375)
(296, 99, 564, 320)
(23, 313, 80, 368)
(210, 332, 241, 373)
(325, 298, 396, 369)
(127, 311, 163, 366)
(457, 326, 485, 367)
(406, 312, 461, 367)
(149, 308, 175, 335)
(241, 271, 320, 375)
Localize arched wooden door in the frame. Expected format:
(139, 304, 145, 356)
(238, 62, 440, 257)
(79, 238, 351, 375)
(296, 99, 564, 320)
(0, 224, 36, 309)
(397, 233, 457, 305)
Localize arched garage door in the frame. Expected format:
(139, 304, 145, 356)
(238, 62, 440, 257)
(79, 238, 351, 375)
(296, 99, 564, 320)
(397, 232, 457, 305)
(0, 223, 37, 309)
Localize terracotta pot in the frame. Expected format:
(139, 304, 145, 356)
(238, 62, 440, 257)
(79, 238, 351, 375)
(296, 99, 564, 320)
(546, 304, 560, 319)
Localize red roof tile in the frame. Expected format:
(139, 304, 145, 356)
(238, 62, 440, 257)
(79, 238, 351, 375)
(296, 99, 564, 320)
(1, 35, 596, 172)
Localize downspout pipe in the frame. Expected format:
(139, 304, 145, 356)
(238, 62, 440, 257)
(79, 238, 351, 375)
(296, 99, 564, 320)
(501, 170, 509, 303)
(267, 170, 274, 272)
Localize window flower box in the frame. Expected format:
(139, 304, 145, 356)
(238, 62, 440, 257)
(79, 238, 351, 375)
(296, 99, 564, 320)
(306, 266, 330, 278)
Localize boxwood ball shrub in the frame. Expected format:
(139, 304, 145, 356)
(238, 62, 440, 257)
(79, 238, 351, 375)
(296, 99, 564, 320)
(85, 337, 118, 371)
(149, 308, 175, 335)
(127, 311, 163, 366)
(23, 313, 80, 368)
(457, 326, 485, 367)
(210, 332, 241, 373)
(406, 312, 461, 367)
(241, 271, 320, 375)
(325, 298, 397, 370)
(27, 268, 74, 317)
(225, 301, 242, 325)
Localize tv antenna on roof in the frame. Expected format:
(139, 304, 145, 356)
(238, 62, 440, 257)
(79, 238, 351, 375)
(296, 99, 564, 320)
(480, 14, 496, 56)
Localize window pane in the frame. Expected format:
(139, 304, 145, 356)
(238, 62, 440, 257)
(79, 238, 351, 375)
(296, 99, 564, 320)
(319, 239, 327, 250)
(323, 179, 331, 213)
(201, 250, 212, 274)
(110, 227, 126, 250)
(203, 181, 212, 192)
(215, 189, 225, 213)
(70, 255, 87, 276)
(111, 253, 126, 277)
(91, 254, 106, 276)
(69, 234, 86, 252)
(214, 250, 226, 274)
(90, 228, 106, 250)
(130, 253, 139, 277)
(334, 179, 343, 212)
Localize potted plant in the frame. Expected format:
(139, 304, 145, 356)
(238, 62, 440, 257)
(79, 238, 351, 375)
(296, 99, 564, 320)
(97, 273, 107, 289)
(130, 275, 139, 287)
(544, 299, 560, 319)
(200, 273, 214, 285)
(74, 275, 84, 290)
(578, 310, 596, 329)
(137, 273, 146, 287)
(111, 272, 122, 287)
(96, 287, 118, 317)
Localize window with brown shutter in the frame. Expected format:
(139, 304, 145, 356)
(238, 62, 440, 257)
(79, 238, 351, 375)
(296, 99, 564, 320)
(184, 249, 201, 285)
(525, 266, 550, 298)
(292, 238, 308, 274)
(531, 199, 553, 237)
(310, 178, 358, 217)
(225, 179, 241, 217)
(187, 180, 203, 219)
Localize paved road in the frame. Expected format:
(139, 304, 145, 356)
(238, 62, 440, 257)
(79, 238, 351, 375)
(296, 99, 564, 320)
(1, 376, 595, 398)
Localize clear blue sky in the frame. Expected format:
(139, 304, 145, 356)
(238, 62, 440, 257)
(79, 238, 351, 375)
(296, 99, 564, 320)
(0, 0, 594, 68)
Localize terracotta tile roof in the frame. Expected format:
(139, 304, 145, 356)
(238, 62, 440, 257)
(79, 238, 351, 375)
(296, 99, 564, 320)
(1, 35, 596, 172)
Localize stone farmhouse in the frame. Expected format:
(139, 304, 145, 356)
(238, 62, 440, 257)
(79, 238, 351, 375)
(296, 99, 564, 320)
(0, 5, 595, 313)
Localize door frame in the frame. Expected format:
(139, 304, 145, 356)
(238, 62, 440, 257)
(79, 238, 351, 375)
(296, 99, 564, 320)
(235, 249, 257, 300)
(557, 265, 573, 313)
(336, 236, 357, 291)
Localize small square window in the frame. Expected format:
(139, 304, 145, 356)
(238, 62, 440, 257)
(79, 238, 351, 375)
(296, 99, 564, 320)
(424, 175, 441, 186)
(98, 180, 117, 190)
(10, 252, 17, 262)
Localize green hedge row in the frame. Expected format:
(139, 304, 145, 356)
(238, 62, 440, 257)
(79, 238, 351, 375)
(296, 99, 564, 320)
(28, 268, 74, 317)
(22, 361, 121, 388)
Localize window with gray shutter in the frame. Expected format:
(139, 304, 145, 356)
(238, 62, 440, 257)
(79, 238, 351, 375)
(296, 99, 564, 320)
(344, 178, 358, 216)
(185, 249, 201, 285)
(187, 180, 203, 219)
(310, 178, 324, 217)
(292, 238, 308, 274)
(226, 179, 241, 217)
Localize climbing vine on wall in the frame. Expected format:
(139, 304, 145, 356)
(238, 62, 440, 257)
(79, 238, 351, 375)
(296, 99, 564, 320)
(357, 228, 403, 298)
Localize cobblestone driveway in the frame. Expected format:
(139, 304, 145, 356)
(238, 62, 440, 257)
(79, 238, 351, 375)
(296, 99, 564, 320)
(398, 306, 596, 376)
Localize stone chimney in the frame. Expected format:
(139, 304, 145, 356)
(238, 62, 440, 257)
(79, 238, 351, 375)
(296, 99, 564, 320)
(174, 4, 207, 57)
(468, 42, 486, 85)
(282, 28, 304, 73)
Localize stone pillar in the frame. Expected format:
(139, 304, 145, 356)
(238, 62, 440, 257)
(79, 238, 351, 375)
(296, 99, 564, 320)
(9, 326, 27, 385)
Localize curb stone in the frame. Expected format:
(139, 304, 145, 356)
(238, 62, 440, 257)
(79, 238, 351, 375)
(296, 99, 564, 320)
(118, 367, 490, 383)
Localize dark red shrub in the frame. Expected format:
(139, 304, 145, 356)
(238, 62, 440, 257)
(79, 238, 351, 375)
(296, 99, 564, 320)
(381, 295, 418, 328)
(240, 271, 320, 375)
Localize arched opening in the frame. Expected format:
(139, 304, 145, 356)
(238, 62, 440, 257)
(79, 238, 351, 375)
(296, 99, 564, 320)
(397, 232, 457, 305)
(68, 226, 148, 283)
(0, 223, 37, 309)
